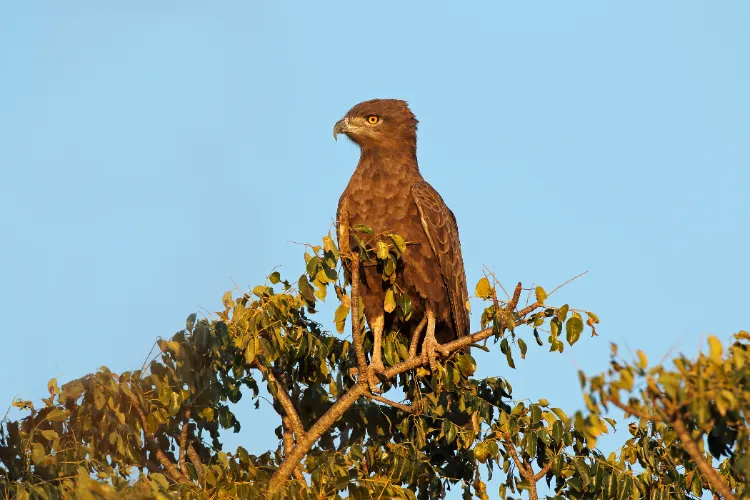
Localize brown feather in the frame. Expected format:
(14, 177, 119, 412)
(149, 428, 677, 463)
(335, 99, 469, 345)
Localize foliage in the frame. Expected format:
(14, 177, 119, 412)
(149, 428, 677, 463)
(1, 231, 746, 499)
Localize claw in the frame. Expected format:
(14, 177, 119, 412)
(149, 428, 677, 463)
(368, 315, 386, 393)
(367, 365, 384, 394)
(421, 308, 445, 372)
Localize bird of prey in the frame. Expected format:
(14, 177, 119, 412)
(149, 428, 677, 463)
(333, 99, 469, 379)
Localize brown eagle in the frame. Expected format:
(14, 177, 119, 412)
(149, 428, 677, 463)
(333, 99, 469, 376)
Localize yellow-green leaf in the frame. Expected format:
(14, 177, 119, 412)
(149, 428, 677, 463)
(535, 286, 547, 305)
(388, 233, 407, 254)
(708, 335, 722, 363)
(45, 409, 70, 422)
(565, 316, 584, 345)
(475, 277, 492, 299)
(200, 407, 215, 422)
(384, 288, 396, 313)
(334, 302, 350, 333)
(40, 429, 59, 441)
(244, 337, 257, 364)
(376, 241, 389, 260)
(636, 350, 648, 369)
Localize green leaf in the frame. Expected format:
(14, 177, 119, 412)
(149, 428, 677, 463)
(60, 379, 85, 402)
(557, 304, 569, 322)
(150, 473, 170, 490)
(535, 286, 547, 305)
(31, 443, 46, 464)
(200, 407, 215, 422)
(353, 224, 373, 234)
(398, 293, 412, 321)
(244, 336, 257, 364)
(501, 338, 515, 369)
(533, 329, 543, 346)
(551, 407, 568, 424)
(566, 316, 584, 345)
(185, 313, 196, 333)
(518, 338, 528, 359)
(306, 255, 319, 276)
(573, 457, 591, 490)
(384, 288, 396, 313)
(388, 233, 407, 254)
(475, 277, 492, 299)
(298, 274, 316, 305)
(45, 409, 70, 422)
(40, 429, 59, 441)
(474, 441, 490, 463)
(456, 354, 477, 377)
(269, 271, 281, 284)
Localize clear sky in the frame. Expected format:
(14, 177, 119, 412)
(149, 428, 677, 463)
(1, 1, 748, 497)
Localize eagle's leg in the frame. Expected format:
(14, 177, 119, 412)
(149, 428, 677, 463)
(421, 307, 450, 371)
(409, 315, 428, 358)
(368, 315, 386, 393)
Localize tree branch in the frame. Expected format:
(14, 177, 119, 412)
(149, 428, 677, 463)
(349, 253, 369, 377)
(283, 416, 307, 485)
(533, 459, 554, 482)
(187, 443, 205, 486)
(251, 361, 306, 440)
(667, 405, 736, 500)
(179, 409, 190, 475)
(268, 381, 369, 492)
(268, 283, 544, 493)
(364, 392, 414, 413)
(602, 393, 736, 499)
(126, 392, 187, 484)
(500, 431, 538, 500)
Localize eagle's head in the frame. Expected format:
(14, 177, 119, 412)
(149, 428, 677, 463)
(333, 99, 418, 149)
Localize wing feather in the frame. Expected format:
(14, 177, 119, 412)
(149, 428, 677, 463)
(411, 181, 470, 338)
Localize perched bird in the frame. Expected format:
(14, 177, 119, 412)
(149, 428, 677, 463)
(333, 99, 469, 379)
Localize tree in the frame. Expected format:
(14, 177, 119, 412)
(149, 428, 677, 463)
(1, 230, 747, 499)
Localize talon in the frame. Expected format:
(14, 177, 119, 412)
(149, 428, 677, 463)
(421, 308, 447, 373)
(367, 366, 384, 393)
(370, 359, 385, 374)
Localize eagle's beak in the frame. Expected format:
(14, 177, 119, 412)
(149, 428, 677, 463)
(333, 118, 349, 141)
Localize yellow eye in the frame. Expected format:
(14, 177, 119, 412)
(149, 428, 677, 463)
(367, 115, 379, 124)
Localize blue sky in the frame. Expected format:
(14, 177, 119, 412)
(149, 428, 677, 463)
(1, 1, 748, 496)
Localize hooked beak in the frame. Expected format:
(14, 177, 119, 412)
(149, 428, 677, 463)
(333, 117, 349, 141)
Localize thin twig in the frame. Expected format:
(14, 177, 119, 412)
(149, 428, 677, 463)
(601, 394, 661, 422)
(548, 271, 588, 296)
(533, 460, 554, 482)
(364, 393, 414, 413)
